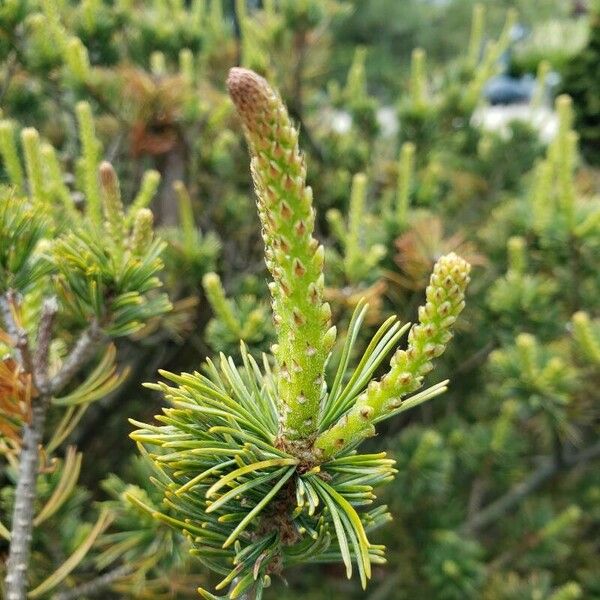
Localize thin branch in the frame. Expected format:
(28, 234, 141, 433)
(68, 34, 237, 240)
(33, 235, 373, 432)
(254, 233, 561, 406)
(52, 564, 133, 600)
(2, 292, 55, 599)
(454, 340, 496, 375)
(289, 106, 325, 163)
(467, 476, 487, 521)
(285, 30, 326, 164)
(5, 400, 49, 600)
(0, 50, 18, 105)
(232, 0, 242, 66)
(33, 297, 59, 393)
(49, 320, 105, 395)
(5, 313, 104, 598)
(462, 439, 600, 534)
(83, 82, 129, 130)
(462, 460, 555, 535)
(568, 439, 600, 464)
(1, 291, 34, 375)
(367, 572, 401, 600)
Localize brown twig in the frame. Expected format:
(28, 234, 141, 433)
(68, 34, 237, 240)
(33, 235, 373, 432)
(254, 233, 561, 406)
(33, 297, 59, 393)
(2, 290, 48, 599)
(5, 401, 50, 600)
(462, 439, 600, 535)
(0, 50, 18, 105)
(52, 564, 133, 600)
(454, 340, 496, 375)
(49, 320, 105, 395)
(4, 306, 104, 599)
(1, 291, 34, 376)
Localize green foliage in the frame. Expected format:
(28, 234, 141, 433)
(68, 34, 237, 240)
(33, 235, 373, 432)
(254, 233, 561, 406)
(160, 183, 220, 298)
(1, 1, 599, 599)
(326, 173, 386, 285)
(51, 163, 171, 337)
(202, 272, 272, 356)
(423, 531, 485, 600)
(98, 457, 198, 596)
(561, 2, 600, 164)
(0, 191, 50, 293)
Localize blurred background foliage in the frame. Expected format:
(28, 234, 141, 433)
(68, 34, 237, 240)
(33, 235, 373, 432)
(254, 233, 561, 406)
(0, 0, 599, 598)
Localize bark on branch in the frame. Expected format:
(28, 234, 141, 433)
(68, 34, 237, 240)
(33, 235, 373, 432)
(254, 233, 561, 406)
(3, 299, 104, 600)
(49, 320, 105, 395)
(1, 291, 33, 376)
(4, 401, 49, 600)
(52, 564, 133, 600)
(462, 439, 600, 534)
(2, 292, 56, 599)
(33, 297, 58, 393)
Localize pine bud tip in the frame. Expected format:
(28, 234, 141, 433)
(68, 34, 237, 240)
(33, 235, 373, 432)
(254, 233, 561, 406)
(227, 67, 273, 123)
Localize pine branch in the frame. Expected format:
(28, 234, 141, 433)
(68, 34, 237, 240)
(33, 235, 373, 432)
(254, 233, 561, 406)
(454, 340, 496, 376)
(462, 440, 600, 534)
(0, 50, 18, 105)
(2, 292, 54, 599)
(1, 291, 34, 376)
(33, 297, 59, 393)
(52, 564, 133, 600)
(4, 309, 104, 599)
(49, 320, 105, 395)
(5, 400, 49, 600)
